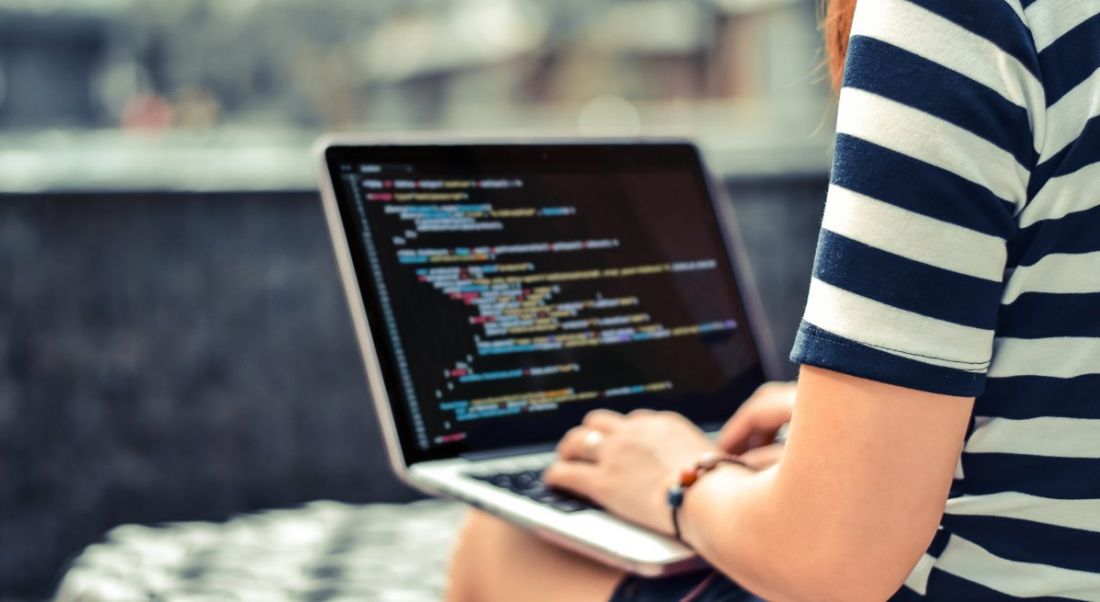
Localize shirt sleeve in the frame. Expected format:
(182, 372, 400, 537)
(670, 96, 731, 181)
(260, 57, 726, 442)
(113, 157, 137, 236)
(790, 0, 1043, 396)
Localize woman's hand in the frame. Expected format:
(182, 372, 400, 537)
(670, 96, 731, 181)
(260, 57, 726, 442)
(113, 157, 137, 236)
(715, 381, 796, 460)
(543, 381, 795, 534)
(543, 409, 719, 536)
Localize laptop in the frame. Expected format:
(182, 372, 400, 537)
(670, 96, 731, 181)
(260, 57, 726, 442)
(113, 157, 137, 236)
(316, 137, 773, 576)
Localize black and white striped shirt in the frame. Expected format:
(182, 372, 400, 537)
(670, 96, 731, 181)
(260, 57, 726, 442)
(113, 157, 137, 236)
(790, 0, 1100, 598)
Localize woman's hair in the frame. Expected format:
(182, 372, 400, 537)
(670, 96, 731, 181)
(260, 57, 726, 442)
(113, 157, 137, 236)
(823, 0, 858, 91)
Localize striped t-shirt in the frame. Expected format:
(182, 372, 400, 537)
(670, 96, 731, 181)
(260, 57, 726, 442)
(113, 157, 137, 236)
(790, 0, 1100, 598)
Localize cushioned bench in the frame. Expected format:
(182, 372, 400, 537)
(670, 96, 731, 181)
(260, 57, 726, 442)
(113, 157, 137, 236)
(57, 500, 466, 601)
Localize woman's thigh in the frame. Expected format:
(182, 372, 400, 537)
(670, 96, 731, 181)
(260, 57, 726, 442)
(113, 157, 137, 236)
(447, 510, 624, 602)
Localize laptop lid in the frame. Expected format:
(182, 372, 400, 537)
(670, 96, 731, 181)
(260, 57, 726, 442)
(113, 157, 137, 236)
(320, 139, 769, 467)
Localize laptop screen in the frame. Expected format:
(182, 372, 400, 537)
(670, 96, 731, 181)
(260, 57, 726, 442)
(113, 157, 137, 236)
(325, 143, 766, 464)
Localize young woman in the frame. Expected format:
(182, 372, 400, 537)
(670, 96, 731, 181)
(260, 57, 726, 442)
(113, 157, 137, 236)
(448, 0, 1100, 598)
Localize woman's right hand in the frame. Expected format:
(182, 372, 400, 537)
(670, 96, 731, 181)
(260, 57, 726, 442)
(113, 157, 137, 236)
(715, 381, 796, 469)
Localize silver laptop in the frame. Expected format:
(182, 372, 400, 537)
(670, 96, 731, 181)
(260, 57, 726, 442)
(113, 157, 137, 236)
(316, 137, 774, 576)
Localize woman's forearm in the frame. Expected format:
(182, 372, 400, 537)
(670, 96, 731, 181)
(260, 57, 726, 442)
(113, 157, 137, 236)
(679, 465, 891, 602)
(677, 368, 973, 601)
(678, 466, 790, 598)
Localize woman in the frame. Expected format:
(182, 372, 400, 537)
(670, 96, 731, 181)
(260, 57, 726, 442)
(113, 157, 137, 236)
(448, 0, 1100, 598)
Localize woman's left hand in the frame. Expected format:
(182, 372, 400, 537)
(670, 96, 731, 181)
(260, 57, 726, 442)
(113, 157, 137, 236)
(543, 409, 720, 536)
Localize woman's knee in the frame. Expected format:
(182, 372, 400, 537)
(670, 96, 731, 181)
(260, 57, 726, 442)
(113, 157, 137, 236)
(446, 509, 623, 602)
(447, 510, 511, 601)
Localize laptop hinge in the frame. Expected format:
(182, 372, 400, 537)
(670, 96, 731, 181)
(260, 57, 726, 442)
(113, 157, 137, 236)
(460, 442, 556, 462)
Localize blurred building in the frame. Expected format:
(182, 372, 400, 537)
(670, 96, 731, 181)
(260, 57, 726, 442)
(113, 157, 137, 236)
(0, 0, 828, 135)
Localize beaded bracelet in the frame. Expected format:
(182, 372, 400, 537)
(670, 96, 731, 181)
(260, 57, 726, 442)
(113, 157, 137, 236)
(667, 451, 751, 542)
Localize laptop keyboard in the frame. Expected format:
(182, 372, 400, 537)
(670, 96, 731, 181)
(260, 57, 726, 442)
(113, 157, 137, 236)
(472, 468, 594, 513)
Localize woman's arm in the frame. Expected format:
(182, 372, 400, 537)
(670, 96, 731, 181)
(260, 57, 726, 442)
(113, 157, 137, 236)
(680, 366, 972, 601)
(546, 365, 973, 601)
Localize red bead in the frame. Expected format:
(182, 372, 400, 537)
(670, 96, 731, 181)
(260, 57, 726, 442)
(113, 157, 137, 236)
(679, 467, 698, 487)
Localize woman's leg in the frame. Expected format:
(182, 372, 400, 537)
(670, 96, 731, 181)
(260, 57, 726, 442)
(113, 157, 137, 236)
(447, 510, 625, 602)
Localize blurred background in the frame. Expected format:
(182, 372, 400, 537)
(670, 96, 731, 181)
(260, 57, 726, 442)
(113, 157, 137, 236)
(0, 0, 834, 598)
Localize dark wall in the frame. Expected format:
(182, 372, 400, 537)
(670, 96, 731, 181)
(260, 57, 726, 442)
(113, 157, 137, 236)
(0, 177, 825, 597)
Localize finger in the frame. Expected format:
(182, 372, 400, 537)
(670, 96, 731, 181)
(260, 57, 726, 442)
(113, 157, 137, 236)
(583, 409, 625, 432)
(717, 406, 770, 453)
(740, 443, 785, 470)
(557, 427, 601, 462)
(543, 461, 600, 499)
(717, 383, 796, 453)
(556, 426, 585, 457)
(718, 408, 788, 453)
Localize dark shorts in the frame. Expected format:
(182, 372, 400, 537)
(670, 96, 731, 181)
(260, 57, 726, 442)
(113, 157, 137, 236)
(610, 570, 765, 602)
